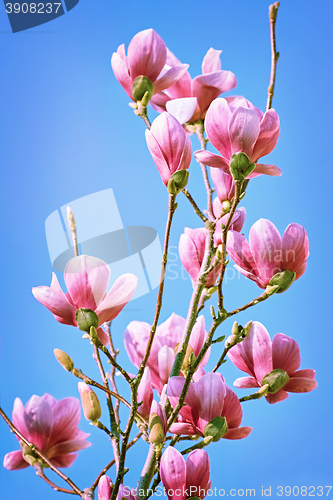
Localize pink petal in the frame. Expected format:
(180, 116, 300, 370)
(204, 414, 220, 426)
(265, 391, 289, 404)
(169, 423, 200, 436)
(226, 230, 256, 274)
(47, 438, 91, 459)
(3, 451, 29, 470)
(24, 395, 53, 451)
(97, 327, 110, 346)
(282, 223, 309, 275)
(223, 426, 252, 440)
(48, 398, 81, 447)
(166, 97, 198, 125)
(248, 163, 282, 178)
(210, 168, 235, 202)
(179, 233, 201, 282)
(251, 109, 280, 162)
(98, 475, 113, 500)
(228, 107, 260, 158)
(127, 29, 166, 82)
(194, 150, 230, 173)
(111, 46, 132, 99)
(167, 377, 198, 425)
(189, 315, 206, 358)
(154, 64, 190, 95)
(272, 333, 300, 374)
(233, 377, 260, 389)
(12, 398, 28, 437)
(137, 367, 153, 420)
(226, 96, 264, 120)
(233, 264, 265, 288)
(95, 273, 138, 325)
(284, 376, 318, 393)
(193, 72, 237, 119)
(205, 98, 232, 158)
(186, 450, 210, 492)
(158, 346, 175, 386)
(124, 320, 150, 368)
(222, 385, 243, 428)
(157, 313, 186, 347)
(165, 48, 192, 98)
(64, 255, 110, 311)
(202, 48, 222, 74)
(150, 92, 170, 113)
(50, 453, 78, 468)
(249, 219, 282, 286)
(195, 373, 226, 429)
(32, 285, 76, 326)
(291, 369, 316, 380)
(160, 447, 186, 500)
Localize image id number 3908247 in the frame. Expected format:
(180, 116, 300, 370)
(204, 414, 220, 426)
(5, 3, 62, 13)
(277, 486, 332, 496)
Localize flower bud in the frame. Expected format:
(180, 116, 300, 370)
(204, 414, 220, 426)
(78, 382, 102, 421)
(98, 475, 113, 500)
(242, 321, 252, 337)
(231, 321, 239, 336)
(132, 75, 154, 102)
(203, 416, 228, 442)
(262, 369, 290, 394)
(75, 308, 99, 332)
(54, 349, 74, 372)
(269, 2, 280, 20)
(229, 152, 255, 181)
(167, 169, 189, 195)
(149, 413, 165, 445)
(175, 343, 194, 372)
(269, 270, 296, 293)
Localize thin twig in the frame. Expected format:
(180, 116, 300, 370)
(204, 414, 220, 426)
(227, 288, 276, 318)
(105, 321, 121, 426)
(66, 206, 79, 257)
(195, 127, 214, 221)
(266, 2, 280, 111)
(35, 467, 78, 495)
(182, 189, 208, 223)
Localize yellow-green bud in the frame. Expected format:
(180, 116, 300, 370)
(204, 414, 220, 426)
(204, 416, 228, 442)
(269, 270, 296, 293)
(167, 170, 189, 195)
(231, 321, 239, 336)
(76, 308, 99, 332)
(148, 413, 165, 445)
(78, 383, 102, 421)
(229, 152, 255, 181)
(132, 75, 154, 102)
(269, 2, 280, 20)
(262, 369, 289, 394)
(175, 343, 194, 372)
(54, 349, 74, 372)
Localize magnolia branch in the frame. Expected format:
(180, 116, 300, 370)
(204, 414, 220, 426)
(266, 2, 280, 111)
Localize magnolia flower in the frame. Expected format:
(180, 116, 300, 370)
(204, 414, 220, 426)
(124, 313, 210, 394)
(32, 255, 138, 345)
(227, 321, 318, 404)
(167, 372, 252, 440)
(111, 29, 189, 101)
(226, 219, 309, 289)
(160, 447, 211, 500)
(137, 368, 154, 420)
(210, 168, 235, 203)
(194, 97, 281, 178)
(213, 202, 246, 247)
(98, 477, 138, 500)
(146, 112, 192, 186)
(3, 394, 90, 470)
(151, 47, 237, 124)
(179, 227, 222, 287)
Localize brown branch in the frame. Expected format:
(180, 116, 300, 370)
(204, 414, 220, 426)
(266, 2, 280, 111)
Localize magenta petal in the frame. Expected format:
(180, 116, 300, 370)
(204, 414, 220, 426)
(64, 255, 110, 311)
(160, 447, 186, 500)
(210, 168, 235, 202)
(205, 98, 232, 158)
(154, 64, 189, 94)
(249, 163, 282, 178)
(194, 150, 230, 173)
(98, 475, 113, 500)
(291, 369, 316, 380)
(186, 450, 210, 493)
(202, 48, 222, 73)
(265, 391, 289, 404)
(226, 230, 255, 274)
(249, 219, 282, 286)
(32, 285, 76, 326)
(12, 398, 28, 437)
(195, 373, 226, 429)
(169, 423, 200, 436)
(49, 398, 80, 447)
(3, 451, 29, 470)
(24, 395, 53, 450)
(233, 376, 259, 389)
(166, 97, 198, 125)
(282, 223, 309, 275)
(97, 327, 110, 347)
(223, 426, 252, 440)
(284, 376, 318, 393)
(50, 453, 78, 468)
(127, 29, 166, 82)
(222, 385, 243, 428)
(228, 107, 260, 158)
(95, 273, 138, 324)
(193, 71, 237, 118)
(272, 333, 300, 373)
(251, 109, 280, 162)
(47, 438, 91, 459)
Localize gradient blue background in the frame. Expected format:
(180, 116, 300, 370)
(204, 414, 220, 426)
(1, 1, 332, 498)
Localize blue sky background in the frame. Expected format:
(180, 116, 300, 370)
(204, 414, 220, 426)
(1, 0, 332, 498)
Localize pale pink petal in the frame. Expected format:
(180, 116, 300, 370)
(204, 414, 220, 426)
(124, 321, 150, 368)
(166, 97, 198, 125)
(137, 367, 153, 420)
(195, 373, 226, 430)
(248, 163, 282, 178)
(233, 376, 259, 389)
(193, 72, 237, 119)
(210, 168, 235, 202)
(179, 233, 201, 282)
(295, 262, 307, 280)
(226, 230, 256, 274)
(251, 109, 280, 162)
(223, 426, 252, 440)
(64, 255, 110, 311)
(233, 264, 264, 288)
(222, 386, 243, 428)
(127, 29, 166, 82)
(272, 333, 300, 374)
(24, 395, 53, 450)
(189, 315, 206, 358)
(165, 49, 192, 99)
(32, 285, 76, 326)
(202, 48, 222, 73)
(167, 377, 198, 425)
(226, 96, 264, 120)
(157, 313, 185, 347)
(249, 219, 282, 286)
(160, 447, 186, 500)
(12, 398, 28, 437)
(284, 377, 318, 393)
(95, 273, 138, 325)
(158, 346, 175, 386)
(282, 223, 309, 275)
(265, 391, 289, 404)
(205, 98, 232, 158)
(228, 107, 260, 158)
(291, 369, 316, 379)
(186, 450, 210, 492)
(194, 150, 230, 173)
(111, 48, 132, 99)
(3, 451, 29, 470)
(150, 92, 170, 112)
(169, 422, 200, 436)
(154, 64, 190, 95)
(98, 475, 113, 500)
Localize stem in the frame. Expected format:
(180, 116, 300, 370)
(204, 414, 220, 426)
(239, 385, 269, 402)
(66, 206, 79, 257)
(180, 437, 213, 456)
(0, 407, 84, 497)
(137, 444, 157, 500)
(34, 466, 78, 495)
(98, 344, 132, 385)
(227, 288, 276, 317)
(105, 321, 121, 426)
(266, 2, 280, 111)
(195, 127, 214, 221)
(182, 189, 208, 223)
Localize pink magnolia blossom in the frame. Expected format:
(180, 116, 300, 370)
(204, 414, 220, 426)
(179, 227, 222, 287)
(210, 168, 235, 203)
(145, 112, 192, 186)
(194, 97, 281, 178)
(213, 202, 246, 247)
(150, 400, 167, 434)
(3, 394, 90, 470)
(98, 477, 138, 500)
(160, 447, 212, 500)
(226, 218, 309, 289)
(227, 321, 318, 404)
(151, 48, 237, 124)
(111, 29, 189, 100)
(124, 314, 210, 394)
(32, 255, 138, 345)
(137, 368, 154, 420)
(167, 372, 252, 440)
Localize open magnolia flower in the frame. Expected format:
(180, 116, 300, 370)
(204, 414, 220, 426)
(227, 321, 318, 404)
(3, 394, 90, 470)
(32, 255, 138, 345)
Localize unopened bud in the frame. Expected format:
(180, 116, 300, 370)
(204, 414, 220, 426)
(78, 382, 102, 421)
(242, 321, 252, 337)
(222, 200, 231, 212)
(167, 169, 189, 195)
(76, 308, 99, 332)
(231, 321, 239, 336)
(54, 349, 74, 372)
(269, 2, 280, 20)
(204, 416, 228, 442)
(148, 413, 165, 445)
(175, 343, 194, 372)
(229, 153, 255, 181)
(269, 270, 296, 293)
(132, 75, 154, 102)
(262, 369, 289, 394)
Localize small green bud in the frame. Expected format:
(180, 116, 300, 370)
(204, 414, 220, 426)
(54, 349, 74, 372)
(204, 416, 228, 442)
(75, 308, 99, 332)
(262, 369, 289, 394)
(269, 2, 280, 21)
(229, 153, 255, 181)
(78, 383, 102, 421)
(149, 413, 165, 445)
(231, 321, 239, 336)
(222, 200, 231, 212)
(242, 321, 252, 337)
(269, 270, 296, 293)
(167, 169, 189, 195)
(132, 75, 154, 102)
